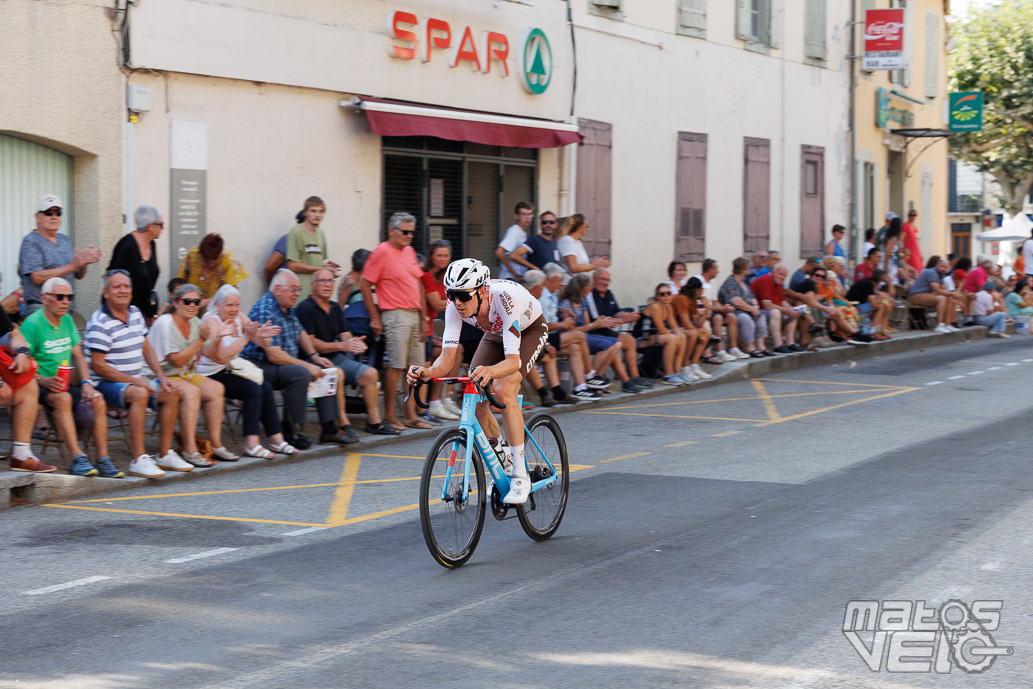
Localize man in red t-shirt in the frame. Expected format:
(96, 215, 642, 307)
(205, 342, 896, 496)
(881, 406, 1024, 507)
(902, 209, 924, 272)
(854, 248, 882, 282)
(751, 265, 803, 354)
(963, 256, 992, 294)
(360, 212, 427, 431)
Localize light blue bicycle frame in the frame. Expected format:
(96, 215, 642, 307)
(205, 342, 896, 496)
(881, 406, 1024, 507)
(440, 385, 559, 504)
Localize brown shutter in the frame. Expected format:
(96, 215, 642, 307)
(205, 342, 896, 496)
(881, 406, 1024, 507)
(743, 137, 770, 253)
(675, 132, 707, 261)
(799, 145, 825, 255)
(577, 119, 612, 258)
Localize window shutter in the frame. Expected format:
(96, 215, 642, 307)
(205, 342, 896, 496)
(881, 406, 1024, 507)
(924, 10, 939, 98)
(675, 133, 708, 261)
(768, 0, 781, 48)
(743, 137, 771, 253)
(902, 1, 914, 87)
(678, 0, 707, 38)
(576, 119, 613, 259)
(735, 0, 751, 40)
(804, 0, 826, 62)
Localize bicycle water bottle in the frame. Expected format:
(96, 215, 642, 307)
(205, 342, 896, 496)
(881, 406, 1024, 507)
(56, 360, 72, 393)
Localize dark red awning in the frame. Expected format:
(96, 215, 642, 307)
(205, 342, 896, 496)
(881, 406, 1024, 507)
(357, 98, 581, 149)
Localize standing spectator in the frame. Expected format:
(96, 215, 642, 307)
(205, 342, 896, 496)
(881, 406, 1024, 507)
(902, 209, 924, 272)
(751, 264, 804, 354)
(297, 268, 390, 438)
(826, 224, 847, 258)
(876, 211, 897, 247)
(718, 257, 770, 358)
(262, 234, 289, 286)
(510, 210, 561, 272)
(908, 257, 961, 334)
(107, 205, 163, 323)
(862, 228, 877, 258)
(744, 250, 769, 286)
(176, 233, 249, 309)
(286, 196, 341, 299)
(20, 194, 102, 315)
(242, 269, 355, 447)
(665, 261, 688, 295)
(973, 282, 1009, 338)
(495, 202, 534, 280)
(87, 270, 184, 479)
(198, 284, 302, 458)
(361, 212, 427, 431)
(148, 284, 234, 465)
(585, 268, 652, 388)
(1021, 228, 1033, 280)
(21, 277, 117, 477)
(641, 283, 690, 385)
(420, 241, 463, 422)
(556, 214, 609, 284)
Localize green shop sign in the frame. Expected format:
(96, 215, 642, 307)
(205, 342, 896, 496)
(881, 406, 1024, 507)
(949, 92, 983, 131)
(876, 88, 915, 128)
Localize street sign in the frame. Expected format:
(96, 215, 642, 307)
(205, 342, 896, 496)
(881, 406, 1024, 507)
(949, 92, 984, 132)
(863, 9, 905, 71)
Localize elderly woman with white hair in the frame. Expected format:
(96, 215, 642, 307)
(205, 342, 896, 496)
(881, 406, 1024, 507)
(107, 205, 163, 322)
(198, 285, 296, 458)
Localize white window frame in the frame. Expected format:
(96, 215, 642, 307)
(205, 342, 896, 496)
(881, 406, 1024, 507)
(589, 0, 624, 21)
(736, 0, 781, 53)
(677, 0, 707, 39)
(803, 0, 827, 65)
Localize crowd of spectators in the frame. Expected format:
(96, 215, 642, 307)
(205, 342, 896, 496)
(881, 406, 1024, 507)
(0, 196, 1021, 477)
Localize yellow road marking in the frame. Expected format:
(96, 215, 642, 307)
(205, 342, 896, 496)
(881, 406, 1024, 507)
(750, 380, 781, 422)
(42, 504, 326, 527)
(665, 440, 698, 447)
(580, 410, 768, 422)
(711, 430, 740, 437)
(359, 453, 424, 459)
(325, 453, 362, 527)
(757, 378, 910, 389)
(598, 451, 650, 464)
(587, 389, 906, 412)
(753, 388, 917, 426)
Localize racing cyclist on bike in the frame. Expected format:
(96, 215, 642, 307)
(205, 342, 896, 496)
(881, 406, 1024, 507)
(407, 258, 548, 505)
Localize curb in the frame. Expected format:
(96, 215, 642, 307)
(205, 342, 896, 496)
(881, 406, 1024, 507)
(0, 326, 988, 510)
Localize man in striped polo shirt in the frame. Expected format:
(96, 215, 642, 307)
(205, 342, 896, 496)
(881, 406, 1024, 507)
(86, 269, 183, 479)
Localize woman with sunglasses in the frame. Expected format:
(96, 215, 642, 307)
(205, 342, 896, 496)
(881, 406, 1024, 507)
(107, 205, 163, 323)
(407, 258, 548, 506)
(147, 284, 236, 466)
(640, 284, 690, 385)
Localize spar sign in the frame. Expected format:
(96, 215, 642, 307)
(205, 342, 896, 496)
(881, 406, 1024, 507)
(949, 92, 984, 132)
(863, 9, 905, 71)
(387, 10, 553, 95)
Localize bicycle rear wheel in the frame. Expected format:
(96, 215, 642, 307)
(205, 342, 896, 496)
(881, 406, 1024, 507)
(419, 429, 486, 568)
(517, 413, 569, 541)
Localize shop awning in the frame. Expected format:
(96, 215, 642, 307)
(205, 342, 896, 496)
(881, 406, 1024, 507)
(346, 97, 582, 149)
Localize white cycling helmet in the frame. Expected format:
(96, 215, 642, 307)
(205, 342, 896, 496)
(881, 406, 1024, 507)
(444, 258, 491, 291)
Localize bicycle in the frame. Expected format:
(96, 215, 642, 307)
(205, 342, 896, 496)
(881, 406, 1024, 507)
(406, 376, 569, 568)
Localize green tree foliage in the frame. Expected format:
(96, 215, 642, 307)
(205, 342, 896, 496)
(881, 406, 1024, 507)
(949, 0, 1033, 214)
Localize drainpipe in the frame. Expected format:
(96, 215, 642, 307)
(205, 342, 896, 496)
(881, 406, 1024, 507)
(848, 1, 858, 263)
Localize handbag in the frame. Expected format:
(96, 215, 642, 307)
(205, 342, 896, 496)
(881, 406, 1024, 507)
(226, 357, 263, 384)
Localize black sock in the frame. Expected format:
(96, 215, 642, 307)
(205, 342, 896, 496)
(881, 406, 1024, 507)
(552, 385, 568, 400)
(321, 420, 338, 436)
(537, 386, 549, 397)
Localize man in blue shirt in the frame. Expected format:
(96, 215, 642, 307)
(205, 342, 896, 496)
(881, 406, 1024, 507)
(509, 210, 561, 272)
(907, 258, 962, 334)
(584, 268, 651, 390)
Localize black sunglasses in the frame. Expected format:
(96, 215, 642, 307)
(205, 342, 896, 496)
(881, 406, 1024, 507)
(657, 291, 671, 297)
(180, 298, 202, 306)
(47, 293, 73, 301)
(398, 229, 415, 236)
(812, 272, 827, 278)
(541, 219, 557, 225)
(151, 222, 164, 228)
(446, 289, 476, 303)
(41, 209, 62, 217)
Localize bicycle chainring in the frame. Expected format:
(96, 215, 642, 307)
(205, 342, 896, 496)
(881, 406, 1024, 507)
(490, 483, 509, 521)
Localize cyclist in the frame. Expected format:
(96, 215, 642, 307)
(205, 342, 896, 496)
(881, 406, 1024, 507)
(407, 258, 548, 505)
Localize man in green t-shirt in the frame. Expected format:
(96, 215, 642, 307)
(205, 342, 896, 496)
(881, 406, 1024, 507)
(286, 195, 340, 299)
(21, 277, 120, 478)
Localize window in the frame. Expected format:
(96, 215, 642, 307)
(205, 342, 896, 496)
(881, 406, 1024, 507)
(800, 146, 825, 255)
(924, 10, 940, 98)
(803, 0, 826, 64)
(677, 0, 706, 39)
(675, 132, 707, 261)
(743, 137, 771, 253)
(736, 0, 781, 51)
(589, 0, 623, 20)
(577, 119, 613, 258)
(889, 0, 911, 86)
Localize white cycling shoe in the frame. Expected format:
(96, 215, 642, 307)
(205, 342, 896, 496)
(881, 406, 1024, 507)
(503, 477, 531, 505)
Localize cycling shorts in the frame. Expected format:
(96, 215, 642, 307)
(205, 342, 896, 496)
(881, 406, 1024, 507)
(469, 315, 548, 378)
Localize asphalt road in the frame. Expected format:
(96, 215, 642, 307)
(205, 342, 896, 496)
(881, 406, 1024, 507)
(1, 337, 1032, 688)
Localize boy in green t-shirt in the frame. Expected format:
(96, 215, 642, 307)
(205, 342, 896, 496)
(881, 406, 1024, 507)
(285, 195, 340, 299)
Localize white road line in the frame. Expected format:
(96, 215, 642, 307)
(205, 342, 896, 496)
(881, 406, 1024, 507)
(1023, 359, 1033, 363)
(165, 548, 238, 564)
(968, 371, 985, 375)
(925, 381, 943, 386)
(281, 527, 327, 536)
(24, 576, 112, 596)
(987, 366, 1002, 371)
(948, 375, 965, 380)
(1006, 362, 1021, 366)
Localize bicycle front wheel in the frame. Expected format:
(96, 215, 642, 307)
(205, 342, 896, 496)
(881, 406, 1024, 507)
(419, 429, 486, 568)
(517, 413, 569, 541)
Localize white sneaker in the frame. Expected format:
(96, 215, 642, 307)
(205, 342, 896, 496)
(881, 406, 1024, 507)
(129, 454, 166, 479)
(680, 366, 699, 381)
(503, 477, 531, 505)
(691, 364, 713, 380)
(442, 397, 463, 418)
(718, 350, 738, 362)
(946, 324, 960, 332)
(428, 400, 460, 421)
(729, 347, 750, 360)
(934, 324, 952, 334)
(156, 450, 194, 472)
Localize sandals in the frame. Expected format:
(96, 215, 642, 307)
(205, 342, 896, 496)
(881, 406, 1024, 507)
(244, 444, 276, 460)
(364, 422, 401, 436)
(749, 350, 765, 358)
(704, 356, 724, 365)
(270, 441, 300, 456)
(181, 452, 216, 468)
(211, 446, 240, 462)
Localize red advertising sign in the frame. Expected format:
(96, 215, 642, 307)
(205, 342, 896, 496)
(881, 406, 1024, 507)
(863, 9, 905, 70)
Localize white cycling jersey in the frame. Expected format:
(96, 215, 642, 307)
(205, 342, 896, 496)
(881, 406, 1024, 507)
(441, 279, 543, 355)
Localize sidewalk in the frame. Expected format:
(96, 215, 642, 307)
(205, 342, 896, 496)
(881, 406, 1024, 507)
(0, 326, 989, 510)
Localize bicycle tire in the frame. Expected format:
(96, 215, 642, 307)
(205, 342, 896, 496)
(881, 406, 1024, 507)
(516, 413, 569, 541)
(419, 429, 486, 568)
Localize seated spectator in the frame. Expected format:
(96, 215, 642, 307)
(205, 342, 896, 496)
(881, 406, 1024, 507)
(693, 259, 741, 362)
(338, 248, 371, 307)
(148, 284, 233, 466)
(559, 273, 636, 392)
(973, 282, 1009, 338)
(964, 256, 993, 294)
(672, 278, 712, 380)
(242, 269, 355, 448)
(510, 210, 561, 272)
(908, 257, 962, 333)
(262, 234, 289, 286)
(0, 274, 51, 473)
(751, 264, 804, 354)
(665, 260, 688, 295)
(808, 266, 870, 343)
(522, 270, 577, 406)
(640, 283, 690, 385)
(177, 233, 249, 309)
(1003, 272, 1020, 296)
(107, 205, 163, 323)
(854, 247, 882, 283)
(556, 214, 609, 284)
(21, 277, 117, 477)
(530, 264, 597, 401)
(718, 257, 770, 358)
(287, 196, 341, 300)
(419, 240, 463, 422)
(198, 284, 303, 458)
(297, 268, 391, 437)
(1004, 278, 1033, 318)
(790, 257, 820, 291)
(87, 270, 184, 479)
(585, 268, 652, 389)
(825, 255, 849, 288)
(845, 268, 893, 337)
(158, 277, 187, 317)
(950, 256, 976, 322)
(744, 250, 769, 286)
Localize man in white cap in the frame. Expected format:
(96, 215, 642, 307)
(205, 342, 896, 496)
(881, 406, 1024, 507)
(19, 194, 102, 314)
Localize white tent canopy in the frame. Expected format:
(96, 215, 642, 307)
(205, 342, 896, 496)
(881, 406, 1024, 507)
(976, 213, 1033, 242)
